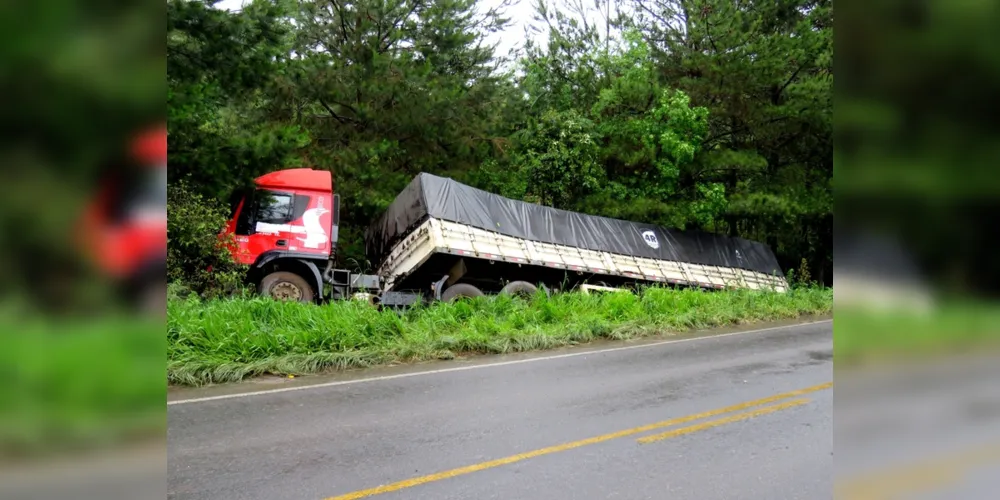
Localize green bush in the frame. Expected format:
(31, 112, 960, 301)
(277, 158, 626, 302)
(167, 179, 247, 298)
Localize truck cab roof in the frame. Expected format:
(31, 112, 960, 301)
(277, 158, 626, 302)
(255, 168, 331, 191)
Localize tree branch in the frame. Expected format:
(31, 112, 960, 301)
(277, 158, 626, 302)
(381, 1, 423, 53)
(330, 0, 353, 44)
(326, 97, 359, 116)
(704, 116, 791, 146)
(318, 98, 359, 125)
(773, 65, 805, 104)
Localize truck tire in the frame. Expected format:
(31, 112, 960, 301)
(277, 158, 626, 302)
(140, 283, 167, 317)
(500, 280, 539, 298)
(259, 271, 314, 303)
(441, 283, 485, 302)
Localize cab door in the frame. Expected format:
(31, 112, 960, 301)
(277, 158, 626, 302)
(228, 188, 332, 264)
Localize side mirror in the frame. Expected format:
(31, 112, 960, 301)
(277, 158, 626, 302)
(333, 193, 341, 226)
(331, 193, 341, 244)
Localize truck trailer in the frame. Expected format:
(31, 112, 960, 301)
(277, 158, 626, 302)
(222, 168, 788, 305)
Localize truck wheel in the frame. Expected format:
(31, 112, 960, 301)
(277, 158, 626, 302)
(500, 280, 539, 298)
(259, 271, 314, 303)
(441, 283, 485, 302)
(141, 283, 167, 317)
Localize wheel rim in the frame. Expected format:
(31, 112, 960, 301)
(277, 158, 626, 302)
(271, 281, 302, 301)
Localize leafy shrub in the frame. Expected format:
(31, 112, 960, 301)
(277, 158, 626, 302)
(167, 179, 247, 298)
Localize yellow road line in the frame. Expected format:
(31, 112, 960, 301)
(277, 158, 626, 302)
(637, 398, 811, 444)
(836, 441, 1000, 500)
(324, 382, 832, 500)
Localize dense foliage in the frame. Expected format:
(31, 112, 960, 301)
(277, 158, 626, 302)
(166, 180, 248, 297)
(168, 0, 832, 288)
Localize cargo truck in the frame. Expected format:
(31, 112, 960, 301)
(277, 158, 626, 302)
(222, 168, 788, 305)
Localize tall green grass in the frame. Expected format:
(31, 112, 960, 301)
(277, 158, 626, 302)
(0, 315, 164, 457)
(168, 287, 833, 386)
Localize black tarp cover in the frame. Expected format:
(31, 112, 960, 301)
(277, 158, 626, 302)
(365, 173, 783, 276)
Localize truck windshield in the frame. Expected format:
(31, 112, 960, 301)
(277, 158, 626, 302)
(233, 189, 311, 235)
(112, 166, 166, 224)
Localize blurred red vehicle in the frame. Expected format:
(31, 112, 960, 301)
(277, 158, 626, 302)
(79, 125, 168, 313)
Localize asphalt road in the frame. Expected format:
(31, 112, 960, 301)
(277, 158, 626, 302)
(168, 319, 833, 500)
(834, 353, 1000, 500)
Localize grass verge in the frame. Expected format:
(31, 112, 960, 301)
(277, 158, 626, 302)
(169, 286, 832, 387)
(0, 315, 164, 459)
(835, 301, 1000, 366)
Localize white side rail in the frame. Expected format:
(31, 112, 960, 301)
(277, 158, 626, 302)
(378, 218, 788, 292)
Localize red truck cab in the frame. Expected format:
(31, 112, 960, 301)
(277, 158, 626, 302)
(80, 125, 168, 314)
(223, 168, 340, 302)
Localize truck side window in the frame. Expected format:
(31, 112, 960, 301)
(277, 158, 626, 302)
(256, 191, 294, 224)
(291, 194, 311, 221)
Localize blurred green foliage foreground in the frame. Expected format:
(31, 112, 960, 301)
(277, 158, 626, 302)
(0, 315, 164, 459)
(168, 287, 833, 387)
(835, 302, 1000, 367)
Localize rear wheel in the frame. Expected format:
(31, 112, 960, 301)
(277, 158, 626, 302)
(500, 280, 540, 298)
(140, 283, 167, 317)
(441, 283, 485, 302)
(259, 271, 314, 303)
